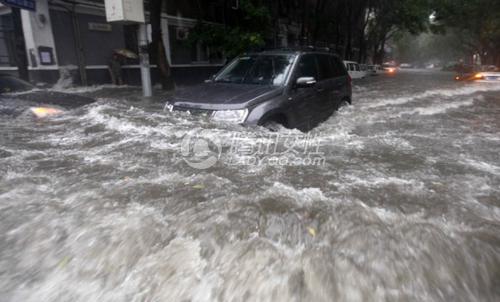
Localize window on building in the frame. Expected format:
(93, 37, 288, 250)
(168, 25, 224, 65)
(123, 24, 139, 56)
(0, 15, 16, 67)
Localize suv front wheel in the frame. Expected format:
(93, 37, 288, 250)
(259, 114, 288, 131)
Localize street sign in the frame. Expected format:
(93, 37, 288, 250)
(0, 0, 36, 12)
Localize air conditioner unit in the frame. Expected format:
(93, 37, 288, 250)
(176, 27, 189, 40)
(105, 0, 145, 23)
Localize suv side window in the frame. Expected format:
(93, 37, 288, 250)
(317, 54, 334, 80)
(296, 54, 318, 80)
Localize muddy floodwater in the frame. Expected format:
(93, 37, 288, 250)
(1, 71, 500, 302)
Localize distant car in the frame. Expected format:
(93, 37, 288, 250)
(343, 61, 366, 79)
(456, 71, 500, 83)
(0, 74, 96, 118)
(454, 65, 477, 81)
(399, 63, 413, 69)
(165, 50, 352, 132)
(474, 72, 500, 83)
(366, 65, 378, 75)
(382, 63, 397, 74)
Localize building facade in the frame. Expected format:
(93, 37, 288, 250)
(0, 0, 230, 86)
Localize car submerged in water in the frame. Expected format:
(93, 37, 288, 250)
(453, 64, 500, 83)
(473, 72, 500, 83)
(0, 74, 96, 118)
(164, 49, 352, 132)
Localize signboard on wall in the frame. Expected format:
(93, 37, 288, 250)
(88, 22, 112, 32)
(38, 46, 54, 65)
(105, 0, 145, 23)
(0, 0, 36, 11)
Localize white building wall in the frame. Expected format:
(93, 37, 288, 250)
(21, 0, 58, 67)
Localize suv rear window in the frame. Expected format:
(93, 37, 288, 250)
(330, 57, 348, 77)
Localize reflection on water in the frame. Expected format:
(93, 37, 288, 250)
(1, 72, 500, 301)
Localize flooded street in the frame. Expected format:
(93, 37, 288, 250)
(1, 71, 500, 301)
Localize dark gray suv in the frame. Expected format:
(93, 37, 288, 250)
(165, 50, 352, 131)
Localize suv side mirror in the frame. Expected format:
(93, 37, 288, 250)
(296, 77, 316, 88)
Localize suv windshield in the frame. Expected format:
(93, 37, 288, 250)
(215, 55, 295, 86)
(0, 76, 34, 93)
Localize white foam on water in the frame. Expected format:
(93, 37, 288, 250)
(267, 182, 327, 205)
(52, 65, 76, 90)
(3, 74, 500, 302)
(335, 175, 426, 194)
(399, 98, 475, 116)
(365, 84, 500, 108)
(81, 104, 166, 137)
(50, 84, 133, 94)
(460, 157, 500, 176)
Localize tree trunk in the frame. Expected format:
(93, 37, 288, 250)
(312, 0, 327, 45)
(343, 3, 353, 60)
(150, 0, 174, 90)
(300, 0, 308, 45)
(357, 2, 370, 63)
(272, 0, 280, 47)
(358, 37, 365, 63)
(374, 36, 386, 64)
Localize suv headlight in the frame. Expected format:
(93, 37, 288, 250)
(212, 109, 248, 124)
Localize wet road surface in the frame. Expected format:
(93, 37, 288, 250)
(1, 71, 500, 301)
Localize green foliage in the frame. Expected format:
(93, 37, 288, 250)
(369, 0, 435, 37)
(434, 0, 500, 47)
(432, 0, 500, 63)
(394, 30, 469, 63)
(188, 0, 270, 58)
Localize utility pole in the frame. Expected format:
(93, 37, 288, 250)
(138, 24, 152, 97)
(104, 0, 150, 96)
(11, 7, 29, 81)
